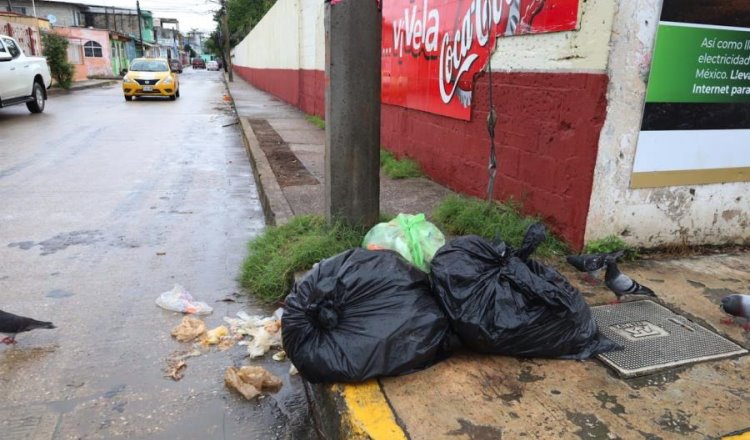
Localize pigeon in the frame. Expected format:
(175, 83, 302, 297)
(720, 294, 750, 330)
(0, 309, 56, 345)
(566, 250, 625, 275)
(514, 223, 547, 262)
(603, 257, 656, 301)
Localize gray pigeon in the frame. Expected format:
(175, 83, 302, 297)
(0, 309, 56, 345)
(603, 258, 656, 301)
(720, 294, 750, 330)
(566, 250, 625, 275)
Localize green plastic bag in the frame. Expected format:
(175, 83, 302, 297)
(362, 213, 445, 272)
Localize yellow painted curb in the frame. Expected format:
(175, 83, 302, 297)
(335, 380, 408, 440)
(723, 432, 750, 440)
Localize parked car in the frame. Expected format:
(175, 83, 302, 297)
(206, 60, 219, 71)
(122, 58, 180, 101)
(191, 58, 206, 69)
(168, 58, 183, 74)
(0, 35, 52, 113)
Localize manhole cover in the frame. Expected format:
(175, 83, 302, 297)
(591, 300, 747, 377)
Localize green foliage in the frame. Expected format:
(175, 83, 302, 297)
(584, 235, 638, 260)
(240, 215, 368, 302)
(380, 150, 423, 179)
(432, 195, 568, 258)
(42, 33, 74, 89)
(215, 0, 277, 47)
(305, 115, 326, 130)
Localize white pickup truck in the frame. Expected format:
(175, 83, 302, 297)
(0, 35, 52, 113)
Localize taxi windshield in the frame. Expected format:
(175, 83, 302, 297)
(130, 60, 169, 72)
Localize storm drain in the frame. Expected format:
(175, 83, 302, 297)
(591, 300, 747, 377)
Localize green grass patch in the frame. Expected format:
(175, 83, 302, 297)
(584, 235, 639, 260)
(380, 150, 423, 179)
(432, 195, 568, 258)
(305, 115, 326, 130)
(240, 215, 367, 302)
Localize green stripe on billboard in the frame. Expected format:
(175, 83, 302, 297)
(646, 24, 750, 103)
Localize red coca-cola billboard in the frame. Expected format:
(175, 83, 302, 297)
(382, 0, 580, 120)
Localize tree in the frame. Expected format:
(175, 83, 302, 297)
(42, 33, 74, 89)
(211, 0, 276, 47)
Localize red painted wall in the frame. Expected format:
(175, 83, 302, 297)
(382, 72, 608, 249)
(234, 66, 325, 118)
(233, 66, 607, 249)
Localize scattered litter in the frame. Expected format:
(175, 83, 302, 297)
(156, 252, 166, 256)
(224, 366, 282, 400)
(156, 284, 213, 315)
(165, 359, 187, 381)
(171, 316, 206, 343)
(362, 213, 445, 272)
(272, 351, 286, 362)
(283, 248, 450, 383)
(223, 310, 283, 358)
(201, 325, 229, 345)
(218, 336, 236, 351)
(289, 364, 298, 376)
(217, 297, 236, 303)
(163, 349, 202, 381)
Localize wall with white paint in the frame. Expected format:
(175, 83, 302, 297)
(232, 0, 301, 70)
(299, 0, 325, 71)
(489, 0, 616, 72)
(585, 0, 750, 247)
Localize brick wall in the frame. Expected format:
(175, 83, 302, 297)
(382, 71, 609, 249)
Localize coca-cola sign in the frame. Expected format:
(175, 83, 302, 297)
(382, 0, 580, 120)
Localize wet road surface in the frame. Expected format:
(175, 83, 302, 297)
(0, 69, 313, 439)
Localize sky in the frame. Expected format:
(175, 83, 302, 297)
(48, 0, 219, 33)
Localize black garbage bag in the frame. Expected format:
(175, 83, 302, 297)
(282, 248, 451, 383)
(430, 235, 619, 359)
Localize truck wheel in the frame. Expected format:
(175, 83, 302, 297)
(26, 81, 45, 114)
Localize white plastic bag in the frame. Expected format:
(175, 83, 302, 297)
(156, 284, 213, 315)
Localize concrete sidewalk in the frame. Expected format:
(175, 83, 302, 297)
(225, 74, 750, 440)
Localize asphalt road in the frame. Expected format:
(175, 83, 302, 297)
(0, 69, 313, 439)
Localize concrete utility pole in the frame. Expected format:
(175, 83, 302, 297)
(324, 0, 381, 227)
(6, 0, 12, 13)
(136, 0, 144, 56)
(220, 0, 233, 82)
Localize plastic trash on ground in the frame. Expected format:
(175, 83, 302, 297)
(170, 316, 206, 342)
(224, 310, 282, 358)
(224, 366, 282, 400)
(430, 233, 619, 359)
(156, 284, 213, 315)
(283, 248, 451, 383)
(362, 213, 445, 272)
(201, 325, 229, 345)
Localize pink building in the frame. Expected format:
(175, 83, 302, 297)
(53, 27, 114, 81)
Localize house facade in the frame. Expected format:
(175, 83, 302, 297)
(52, 26, 113, 80)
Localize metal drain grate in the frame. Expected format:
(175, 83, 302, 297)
(591, 300, 747, 377)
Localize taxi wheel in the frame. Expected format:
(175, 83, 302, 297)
(124, 95, 133, 101)
(176, 88, 180, 98)
(169, 94, 176, 101)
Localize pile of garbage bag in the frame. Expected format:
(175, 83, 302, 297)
(282, 247, 451, 383)
(430, 235, 619, 359)
(282, 214, 618, 383)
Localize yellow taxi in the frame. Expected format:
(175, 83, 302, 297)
(122, 58, 180, 101)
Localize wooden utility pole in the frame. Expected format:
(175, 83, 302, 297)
(324, 0, 381, 227)
(220, 0, 233, 81)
